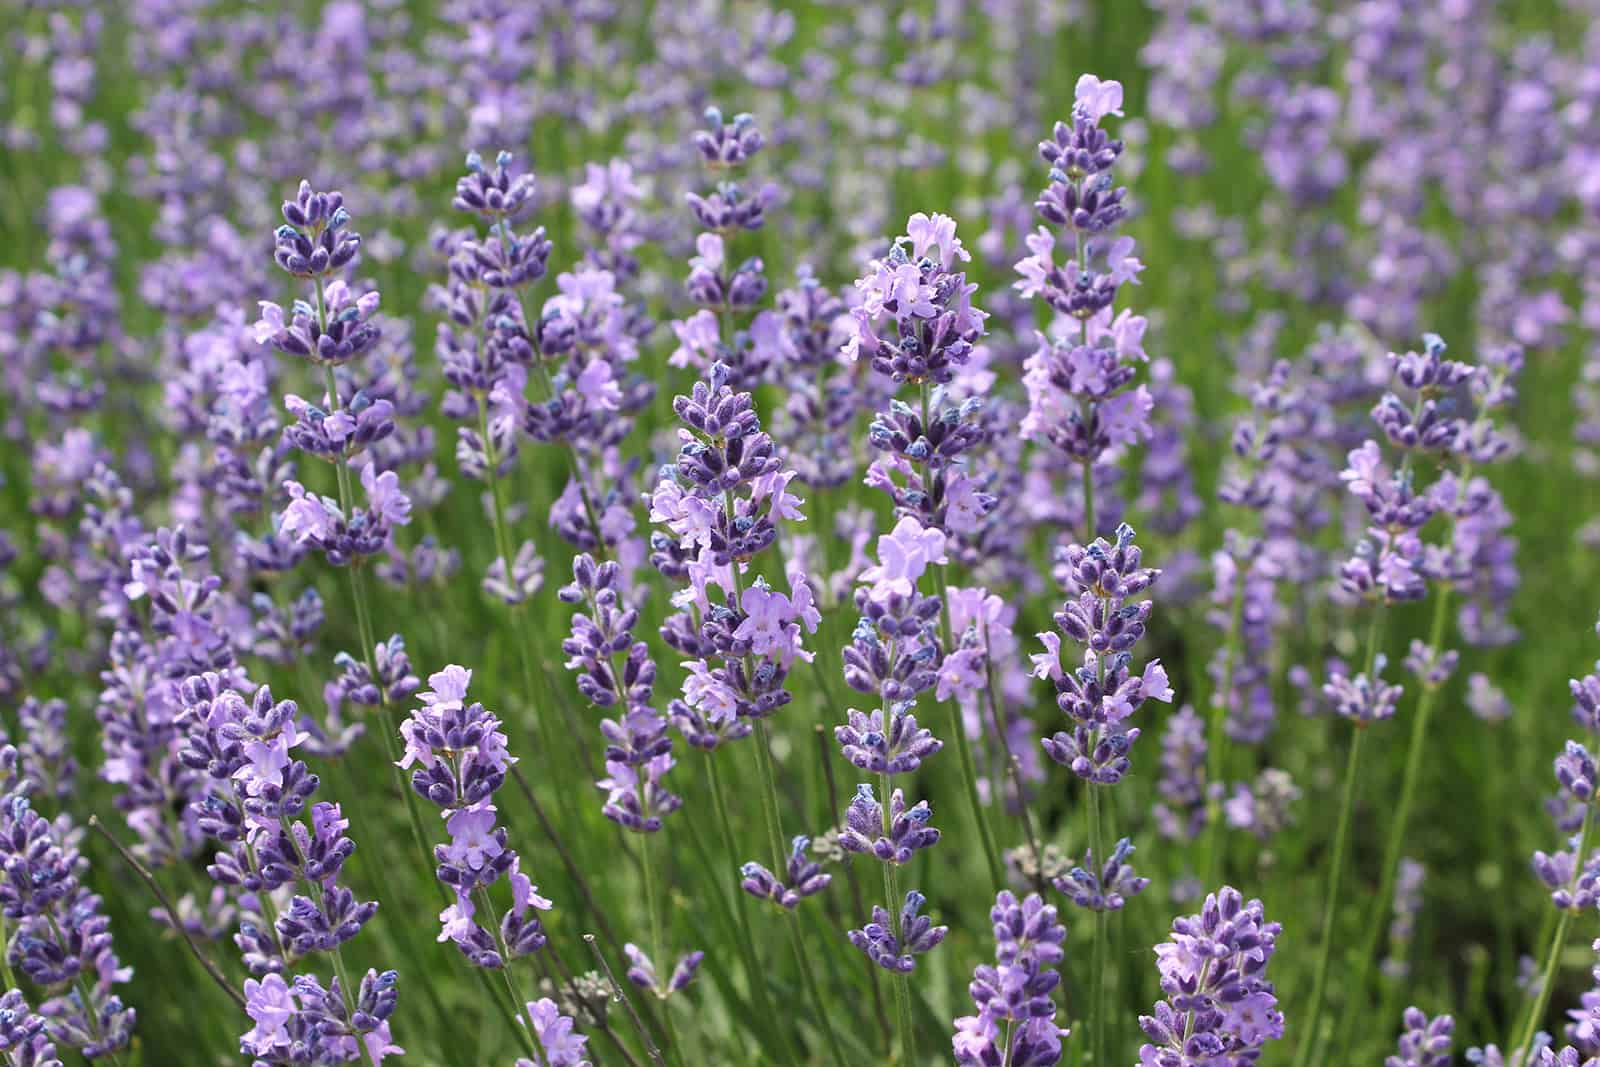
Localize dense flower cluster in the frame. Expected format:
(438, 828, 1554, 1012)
(1033, 523, 1172, 785)
(176, 672, 398, 1060)
(1017, 76, 1153, 480)
(1138, 887, 1283, 1066)
(651, 364, 817, 746)
(953, 891, 1069, 1066)
(396, 665, 549, 968)
(7, 7, 1600, 1067)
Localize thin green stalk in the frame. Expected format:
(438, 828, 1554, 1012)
(702, 754, 801, 1065)
(1200, 578, 1246, 890)
(1081, 459, 1095, 543)
(585, 933, 668, 1067)
(1330, 584, 1454, 1060)
(509, 764, 627, 963)
(917, 379, 1004, 888)
(784, 911, 846, 1065)
(314, 320, 437, 888)
(477, 386, 592, 869)
(88, 816, 242, 1009)
(816, 726, 893, 1055)
(754, 722, 848, 1065)
(1087, 784, 1108, 1067)
(1512, 800, 1595, 1061)
(880, 770, 917, 1064)
(934, 561, 1005, 889)
(981, 621, 1044, 893)
(639, 830, 667, 1005)
(476, 889, 544, 1062)
(0, 917, 14, 990)
(1291, 726, 1368, 1067)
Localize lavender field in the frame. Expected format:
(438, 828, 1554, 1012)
(2, 1, 1598, 1064)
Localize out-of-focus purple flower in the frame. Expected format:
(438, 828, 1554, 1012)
(623, 945, 703, 999)
(1382, 860, 1426, 980)
(520, 998, 592, 1067)
(1323, 658, 1403, 725)
(1222, 768, 1301, 842)
(1388, 1007, 1454, 1067)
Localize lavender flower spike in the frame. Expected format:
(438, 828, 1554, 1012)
(954, 891, 1070, 1066)
(1138, 887, 1284, 1066)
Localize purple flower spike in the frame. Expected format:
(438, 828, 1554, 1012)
(740, 836, 832, 910)
(398, 665, 553, 966)
(1388, 1007, 1454, 1067)
(0, 989, 63, 1067)
(955, 891, 1070, 1067)
(838, 784, 941, 866)
(1052, 837, 1149, 912)
(836, 705, 943, 775)
(1035, 524, 1170, 783)
(1138, 887, 1284, 1066)
(848, 891, 948, 973)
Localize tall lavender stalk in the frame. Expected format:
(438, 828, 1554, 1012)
(1333, 340, 1523, 1054)
(1295, 336, 1473, 1066)
(1030, 523, 1166, 1067)
(646, 360, 838, 1061)
(1014, 75, 1152, 546)
(253, 180, 436, 881)
(842, 209, 1003, 887)
(176, 672, 399, 1064)
(836, 515, 958, 1059)
(396, 664, 568, 1061)
(1511, 626, 1600, 1061)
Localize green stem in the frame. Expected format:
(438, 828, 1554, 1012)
(1513, 800, 1595, 1060)
(915, 377, 1003, 889)
(87, 816, 243, 1008)
(752, 723, 846, 1064)
(475, 889, 544, 1062)
(1330, 584, 1453, 1059)
(784, 910, 847, 1065)
(982, 620, 1045, 893)
(934, 561, 1005, 889)
(1200, 578, 1246, 889)
(703, 755, 803, 1065)
(1291, 726, 1368, 1067)
(816, 726, 893, 1056)
(879, 770, 917, 1064)
(0, 917, 13, 990)
(585, 933, 668, 1067)
(1081, 458, 1095, 544)
(1088, 784, 1108, 1067)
